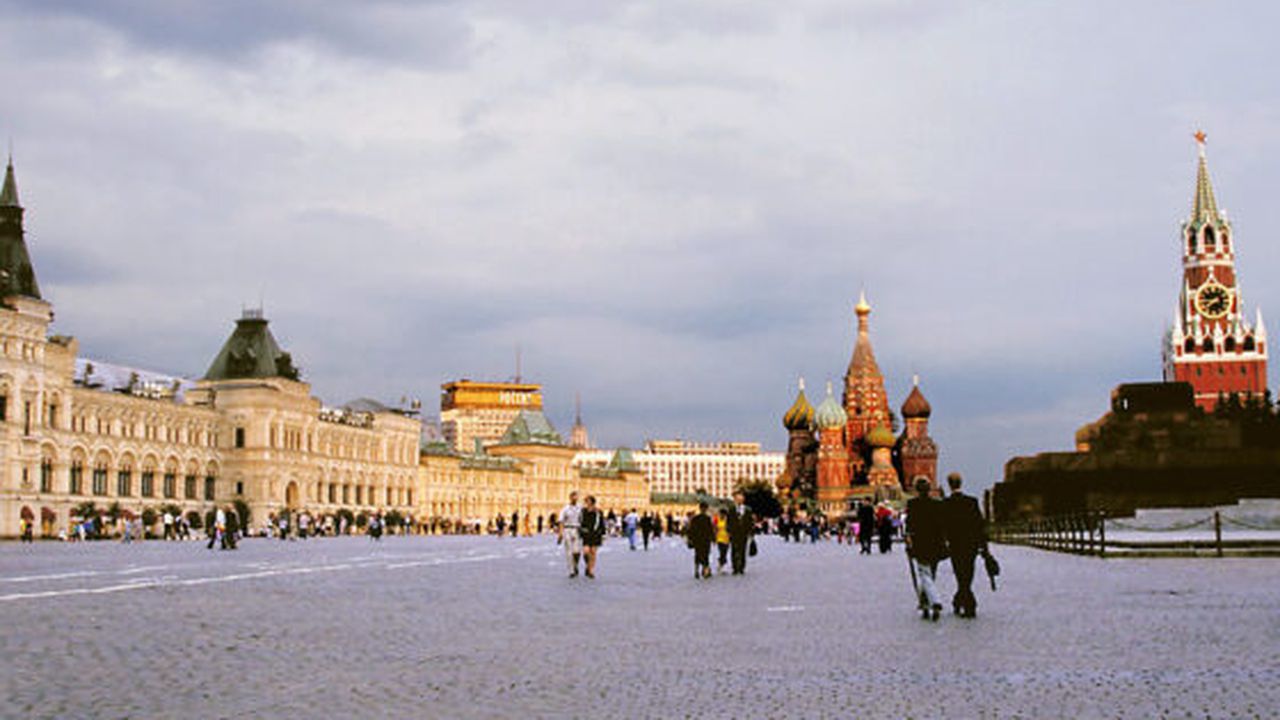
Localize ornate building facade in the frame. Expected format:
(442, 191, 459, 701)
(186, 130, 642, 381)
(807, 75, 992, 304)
(0, 159, 421, 538)
(1162, 133, 1268, 411)
(781, 293, 940, 515)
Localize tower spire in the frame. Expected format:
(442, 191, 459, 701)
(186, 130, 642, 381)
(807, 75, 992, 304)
(0, 153, 18, 208)
(1191, 129, 1220, 225)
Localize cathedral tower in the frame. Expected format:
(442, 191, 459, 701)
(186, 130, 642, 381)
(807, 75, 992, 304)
(897, 376, 938, 494)
(0, 156, 42, 301)
(778, 379, 818, 504)
(814, 381, 851, 514)
(843, 292, 892, 483)
(1162, 132, 1267, 411)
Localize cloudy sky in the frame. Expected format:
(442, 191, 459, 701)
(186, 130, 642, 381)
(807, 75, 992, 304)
(3, 1, 1279, 493)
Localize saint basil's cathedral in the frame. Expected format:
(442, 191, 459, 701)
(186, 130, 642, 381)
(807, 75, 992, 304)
(777, 293, 938, 515)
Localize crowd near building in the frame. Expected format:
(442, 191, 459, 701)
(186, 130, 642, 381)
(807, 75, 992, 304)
(0, 158, 682, 539)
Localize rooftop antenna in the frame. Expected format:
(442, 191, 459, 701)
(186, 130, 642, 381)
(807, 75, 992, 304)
(575, 391, 583, 424)
(515, 343, 522, 384)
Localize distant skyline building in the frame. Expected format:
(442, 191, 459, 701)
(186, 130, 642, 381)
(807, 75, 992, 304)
(1163, 132, 1267, 411)
(575, 440, 785, 500)
(569, 393, 589, 449)
(439, 380, 542, 453)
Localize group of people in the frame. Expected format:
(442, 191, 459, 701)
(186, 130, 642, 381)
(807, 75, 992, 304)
(685, 492, 757, 578)
(904, 472, 990, 620)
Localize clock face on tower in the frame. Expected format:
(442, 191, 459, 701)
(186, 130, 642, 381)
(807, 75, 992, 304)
(1196, 282, 1232, 319)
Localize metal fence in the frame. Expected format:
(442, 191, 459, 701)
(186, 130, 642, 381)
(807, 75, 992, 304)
(990, 510, 1280, 557)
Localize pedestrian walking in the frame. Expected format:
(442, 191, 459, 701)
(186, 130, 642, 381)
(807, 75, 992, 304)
(638, 513, 651, 550)
(624, 508, 639, 551)
(558, 491, 583, 578)
(942, 472, 988, 618)
(687, 502, 714, 579)
(714, 507, 731, 574)
(728, 491, 756, 575)
(224, 505, 239, 549)
(580, 496, 605, 579)
(905, 477, 948, 621)
(162, 511, 175, 541)
(876, 503, 895, 554)
(511, 511, 519, 537)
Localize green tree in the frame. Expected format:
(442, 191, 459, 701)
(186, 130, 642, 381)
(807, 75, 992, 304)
(735, 478, 782, 518)
(233, 499, 251, 530)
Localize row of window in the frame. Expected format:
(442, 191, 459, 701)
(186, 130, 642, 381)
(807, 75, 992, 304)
(55, 462, 218, 500)
(1183, 336, 1259, 353)
(313, 482, 413, 506)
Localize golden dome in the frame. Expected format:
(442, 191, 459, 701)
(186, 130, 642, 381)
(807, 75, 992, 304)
(783, 378, 815, 431)
(867, 425, 896, 448)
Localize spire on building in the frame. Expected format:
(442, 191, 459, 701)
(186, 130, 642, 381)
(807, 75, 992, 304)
(0, 154, 19, 208)
(0, 154, 40, 299)
(570, 392, 590, 449)
(847, 292, 881, 378)
(1191, 130, 1222, 226)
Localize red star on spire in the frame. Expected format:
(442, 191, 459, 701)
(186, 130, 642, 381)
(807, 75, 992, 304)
(1194, 129, 1207, 145)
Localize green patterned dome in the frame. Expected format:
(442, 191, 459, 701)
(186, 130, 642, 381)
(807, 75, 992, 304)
(867, 424, 896, 448)
(814, 381, 847, 430)
(782, 379, 815, 431)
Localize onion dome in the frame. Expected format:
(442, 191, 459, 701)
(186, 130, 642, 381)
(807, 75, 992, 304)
(901, 376, 932, 419)
(783, 378, 815, 431)
(867, 425, 896, 448)
(815, 381, 848, 430)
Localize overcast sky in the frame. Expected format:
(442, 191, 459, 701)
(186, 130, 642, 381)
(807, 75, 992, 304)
(3, 1, 1279, 494)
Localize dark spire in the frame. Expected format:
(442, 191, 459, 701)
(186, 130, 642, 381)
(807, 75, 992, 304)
(0, 154, 18, 208)
(0, 154, 40, 300)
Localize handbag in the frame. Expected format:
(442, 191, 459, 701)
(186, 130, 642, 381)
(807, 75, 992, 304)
(748, 538, 758, 557)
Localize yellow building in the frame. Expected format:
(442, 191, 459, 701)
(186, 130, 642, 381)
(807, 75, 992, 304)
(416, 409, 649, 533)
(0, 159, 420, 538)
(439, 379, 542, 453)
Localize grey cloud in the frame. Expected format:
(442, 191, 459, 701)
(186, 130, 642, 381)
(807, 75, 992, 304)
(2, 0, 475, 66)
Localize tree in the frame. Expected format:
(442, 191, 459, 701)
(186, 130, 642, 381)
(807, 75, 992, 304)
(735, 478, 782, 519)
(384, 509, 404, 533)
(355, 512, 369, 529)
(233, 499, 251, 531)
(72, 501, 98, 521)
(105, 501, 123, 523)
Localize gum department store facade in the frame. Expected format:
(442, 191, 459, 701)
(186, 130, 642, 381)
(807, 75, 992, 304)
(0, 159, 647, 538)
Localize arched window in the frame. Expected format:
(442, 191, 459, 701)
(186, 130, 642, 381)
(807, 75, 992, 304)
(1203, 338, 1215, 352)
(1244, 336, 1256, 351)
(1204, 226, 1216, 248)
(1225, 337, 1236, 352)
(1184, 338, 1196, 353)
(1188, 231, 1197, 254)
(1221, 231, 1230, 252)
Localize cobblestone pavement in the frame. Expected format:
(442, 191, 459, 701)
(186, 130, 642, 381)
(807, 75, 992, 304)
(1, 534, 1278, 719)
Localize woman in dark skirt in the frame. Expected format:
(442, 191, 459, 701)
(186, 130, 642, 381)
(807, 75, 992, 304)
(580, 495, 605, 578)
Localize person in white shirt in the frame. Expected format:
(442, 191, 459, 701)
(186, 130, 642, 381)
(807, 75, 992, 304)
(162, 511, 175, 541)
(558, 491, 584, 578)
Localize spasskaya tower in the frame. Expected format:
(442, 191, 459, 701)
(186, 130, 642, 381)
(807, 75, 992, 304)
(1162, 131, 1268, 410)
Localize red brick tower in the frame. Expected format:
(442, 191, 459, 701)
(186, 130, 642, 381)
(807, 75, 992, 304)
(844, 292, 893, 484)
(814, 381, 851, 515)
(897, 376, 938, 494)
(1162, 132, 1268, 411)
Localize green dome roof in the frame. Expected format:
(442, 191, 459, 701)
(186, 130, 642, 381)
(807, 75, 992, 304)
(782, 379, 815, 431)
(867, 425, 896, 448)
(814, 381, 847, 430)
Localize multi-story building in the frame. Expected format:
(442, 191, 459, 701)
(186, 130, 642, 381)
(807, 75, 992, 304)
(1163, 132, 1268, 410)
(419, 409, 649, 530)
(576, 440, 785, 500)
(0, 159, 420, 538)
(439, 380, 542, 452)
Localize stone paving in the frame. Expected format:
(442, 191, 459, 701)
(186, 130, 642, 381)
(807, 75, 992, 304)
(1, 534, 1278, 719)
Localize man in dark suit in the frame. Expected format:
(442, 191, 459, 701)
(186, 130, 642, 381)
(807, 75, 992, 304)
(942, 472, 988, 618)
(905, 477, 948, 621)
(727, 491, 756, 575)
(855, 500, 876, 555)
